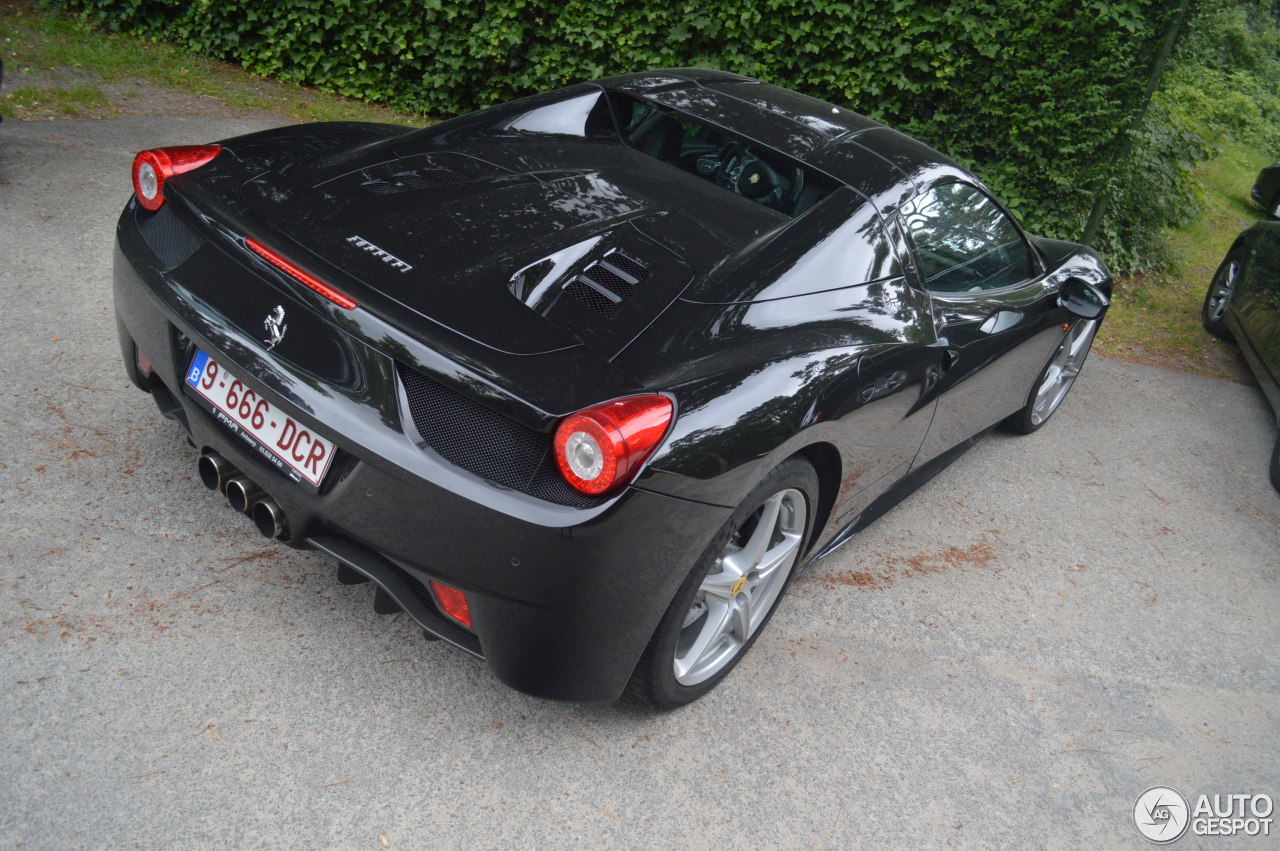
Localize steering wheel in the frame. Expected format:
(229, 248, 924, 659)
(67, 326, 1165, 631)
(707, 141, 786, 205)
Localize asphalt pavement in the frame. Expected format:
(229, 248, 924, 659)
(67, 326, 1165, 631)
(1, 109, 1278, 849)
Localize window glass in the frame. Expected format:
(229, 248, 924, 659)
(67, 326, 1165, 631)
(901, 183, 1035, 292)
(612, 93, 837, 218)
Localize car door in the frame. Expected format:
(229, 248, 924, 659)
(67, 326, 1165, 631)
(1235, 224, 1280, 412)
(895, 181, 1068, 467)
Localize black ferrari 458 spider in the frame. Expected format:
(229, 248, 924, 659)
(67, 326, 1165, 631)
(114, 69, 1112, 707)
(1203, 221, 1280, 492)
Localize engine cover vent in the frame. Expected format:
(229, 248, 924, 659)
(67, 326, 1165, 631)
(361, 168, 468, 194)
(565, 250, 650, 317)
(565, 279, 620, 318)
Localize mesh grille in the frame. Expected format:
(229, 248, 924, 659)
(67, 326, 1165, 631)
(360, 180, 400, 196)
(583, 264, 635, 300)
(138, 205, 204, 268)
(361, 169, 467, 194)
(563, 250, 649, 318)
(565, 279, 620, 318)
(605, 251, 648, 281)
(397, 364, 597, 507)
(396, 169, 468, 188)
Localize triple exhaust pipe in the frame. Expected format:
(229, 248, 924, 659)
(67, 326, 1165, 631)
(198, 451, 289, 540)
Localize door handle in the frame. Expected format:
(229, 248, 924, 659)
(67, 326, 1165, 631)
(940, 349, 960, 372)
(979, 310, 1024, 335)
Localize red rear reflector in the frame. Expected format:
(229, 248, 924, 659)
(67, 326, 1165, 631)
(245, 238, 358, 310)
(429, 581, 472, 628)
(134, 344, 153, 377)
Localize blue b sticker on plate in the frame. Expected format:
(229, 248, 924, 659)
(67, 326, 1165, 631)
(185, 349, 210, 389)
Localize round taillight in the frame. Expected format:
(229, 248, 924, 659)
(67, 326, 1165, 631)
(131, 144, 221, 211)
(136, 160, 160, 204)
(553, 395, 673, 496)
(558, 415, 618, 491)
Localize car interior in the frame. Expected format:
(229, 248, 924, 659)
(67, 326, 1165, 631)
(616, 94, 836, 218)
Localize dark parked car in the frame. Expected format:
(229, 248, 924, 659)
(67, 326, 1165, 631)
(1203, 221, 1280, 492)
(1253, 160, 1280, 217)
(114, 69, 1112, 707)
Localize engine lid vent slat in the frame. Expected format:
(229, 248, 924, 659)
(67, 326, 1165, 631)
(563, 249, 651, 318)
(566, 279, 621, 318)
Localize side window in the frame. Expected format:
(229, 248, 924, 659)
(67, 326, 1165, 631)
(901, 183, 1035, 293)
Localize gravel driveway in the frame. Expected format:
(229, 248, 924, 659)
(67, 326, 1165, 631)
(2, 104, 1277, 848)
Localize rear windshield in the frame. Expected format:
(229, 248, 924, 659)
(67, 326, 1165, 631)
(612, 93, 837, 218)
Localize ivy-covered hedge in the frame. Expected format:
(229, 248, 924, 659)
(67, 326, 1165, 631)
(47, 0, 1190, 265)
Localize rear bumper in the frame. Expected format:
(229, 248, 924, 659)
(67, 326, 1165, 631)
(114, 216, 730, 703)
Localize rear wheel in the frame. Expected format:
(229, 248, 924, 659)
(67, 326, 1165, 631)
(1004, 318, 1099, 434)
(624, 458, 817, 709)
(1202, 249, 1243, 341)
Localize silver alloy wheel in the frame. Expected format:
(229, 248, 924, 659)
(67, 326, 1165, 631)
(1206, 258, 1239, 322)
(673, 487, 807, 686)
(1029, 319, 1099, 427)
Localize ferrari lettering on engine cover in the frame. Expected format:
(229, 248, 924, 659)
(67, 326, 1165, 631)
(346, 235, 413, 272)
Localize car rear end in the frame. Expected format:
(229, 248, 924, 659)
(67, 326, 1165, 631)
(112, 134, 732, 702)
(1252, 161, 1280, 216)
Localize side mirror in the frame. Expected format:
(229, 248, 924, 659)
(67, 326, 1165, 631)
(1058, 278, 1110, 320)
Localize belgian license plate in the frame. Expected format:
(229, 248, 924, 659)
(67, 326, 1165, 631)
(184, 350, 336, 489)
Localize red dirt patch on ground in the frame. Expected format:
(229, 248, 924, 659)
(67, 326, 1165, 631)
(808, 539, 1000, 590)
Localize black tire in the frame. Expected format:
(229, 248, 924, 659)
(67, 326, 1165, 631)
(1004, 318, 1099, 435)
(623, 457, 819, 710)
(1270, 433, 1280, 495)
(1202, 248, 1244, 341)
